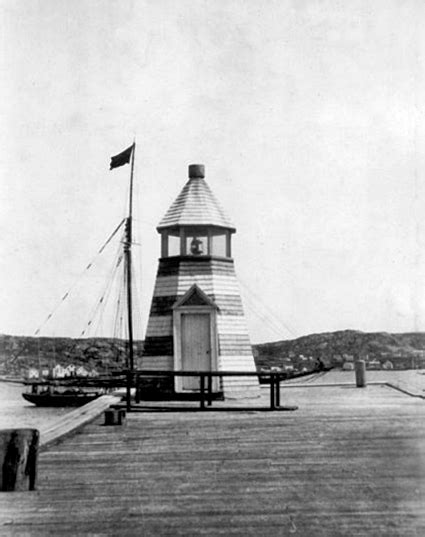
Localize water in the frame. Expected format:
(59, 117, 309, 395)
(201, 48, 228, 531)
(0, 381, 72, 430)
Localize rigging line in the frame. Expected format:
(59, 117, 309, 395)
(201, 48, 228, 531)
(113, 291, 123, 340)
(240, 288, 291, 340)
(238, 277, 294, 336)
(34, 218, 126, 336)
(117, 298, 127, 343)
(98, 218, 126, 254)
(238, 276, 296, 337)
(92, 252, 124, 337)
(79, 239, 122, 337)
(121, 258, 130, 362)
(131, 264, 144, 341)
(241, 293, 286, 340)
(98, 246, 125, 331)
(113, 255, 127, 341)
(113, 248, 128, 341)
(81, 240, 123, 338)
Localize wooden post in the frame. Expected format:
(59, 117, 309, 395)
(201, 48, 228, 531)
(180, 228, 186, 256)
(200, 373, 205, 410)
(207, 373, 212, 406)
(355, 360, 367, 388)
(135, 372, 140, 404)
(126, 370, 131, 412)
(117, 409, 126, 425)
(0, 429, 39, 491)
(275, 374, 280, 408)
(270, 373, 276, 410)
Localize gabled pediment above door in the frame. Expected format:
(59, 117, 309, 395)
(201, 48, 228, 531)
(173, 284, 218, 309)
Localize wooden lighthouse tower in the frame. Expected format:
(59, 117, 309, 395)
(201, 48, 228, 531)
(140, 164, 260, 398)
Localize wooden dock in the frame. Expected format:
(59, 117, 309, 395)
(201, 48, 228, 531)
(0, 382, 424, 536)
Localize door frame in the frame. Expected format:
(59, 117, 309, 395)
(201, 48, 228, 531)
(173, 305, 219, 393)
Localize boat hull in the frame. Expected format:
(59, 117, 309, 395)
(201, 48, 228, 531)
(22, 392, 100, 407)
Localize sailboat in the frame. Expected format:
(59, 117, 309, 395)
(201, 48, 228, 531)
(22, 143, 137, 407)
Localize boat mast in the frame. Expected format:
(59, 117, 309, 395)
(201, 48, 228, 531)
(125, 142, 136, 371)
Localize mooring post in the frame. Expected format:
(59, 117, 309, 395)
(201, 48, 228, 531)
(104, 409, 126, 426)
(270, 372, 276, 410)
(355, 360, 366, 388)
(117, 409, 126, 425)
(104, 409, 115, 426)
(0, 429, 39, 491)
(200, 373, 206, 410)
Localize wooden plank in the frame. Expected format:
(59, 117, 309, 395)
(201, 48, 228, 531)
(1, 384, 424, 536)
(39, 395, 121, 448)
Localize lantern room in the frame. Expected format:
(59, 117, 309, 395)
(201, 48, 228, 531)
(160, 225, 232, 258)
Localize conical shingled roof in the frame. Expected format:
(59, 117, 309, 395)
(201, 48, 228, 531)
(157, 165, 235, 231)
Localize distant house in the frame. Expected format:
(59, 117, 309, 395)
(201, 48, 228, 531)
(88, 368, 99, 377)
(27, 368, 39, 379)
(76, 366, 89, 377)
(41, 368, 50, 378)
(65, 364, 76, 377)
(382, 360, 394, 370)
(367, 360, 381, 370)
(52, 364, 67, 378)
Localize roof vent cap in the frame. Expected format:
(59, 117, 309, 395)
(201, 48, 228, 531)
(188, 164, 205, 179)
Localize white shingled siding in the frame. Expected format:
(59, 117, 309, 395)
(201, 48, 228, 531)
(219, 355, 257, 372)
(152, 274, 241, 297)
(217, 315, 250, 335)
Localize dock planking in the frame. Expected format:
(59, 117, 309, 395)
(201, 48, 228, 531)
(0, 383, 424, 536)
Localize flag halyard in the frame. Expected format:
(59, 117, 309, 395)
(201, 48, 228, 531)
(110, 144, 134, 170)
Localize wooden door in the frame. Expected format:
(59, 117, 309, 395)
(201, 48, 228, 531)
(181, 313, 211, 390)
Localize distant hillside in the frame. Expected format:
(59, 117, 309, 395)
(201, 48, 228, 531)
(1, 330, 425, 375)
(253, 330, 425, 370)
(0, 334, 143, 375)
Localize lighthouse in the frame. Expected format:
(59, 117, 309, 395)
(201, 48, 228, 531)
(140, 164, 260, 398)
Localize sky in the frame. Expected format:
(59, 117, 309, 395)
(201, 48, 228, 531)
(1, 0, 425, 343)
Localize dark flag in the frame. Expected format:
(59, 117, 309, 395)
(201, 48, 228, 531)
(110, 144, 134, 170)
